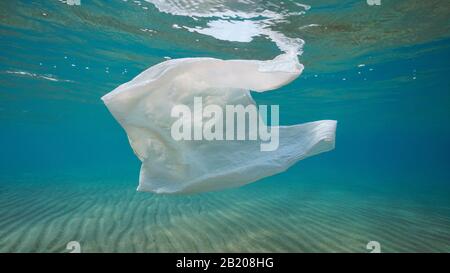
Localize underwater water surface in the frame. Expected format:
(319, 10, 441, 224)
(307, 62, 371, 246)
(0, 0, 449, 252)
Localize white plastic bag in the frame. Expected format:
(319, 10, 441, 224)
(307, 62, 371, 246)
(102, 54, 336, 194)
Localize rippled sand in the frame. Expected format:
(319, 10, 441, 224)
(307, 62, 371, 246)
(1, 175, 449, 253)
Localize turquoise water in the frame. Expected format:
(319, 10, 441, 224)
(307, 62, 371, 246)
(1, 0, 450, 252)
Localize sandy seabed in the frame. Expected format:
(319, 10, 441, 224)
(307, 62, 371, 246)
(0, 175, 449, 253)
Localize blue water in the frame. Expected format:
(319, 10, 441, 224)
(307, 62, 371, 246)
(0, 0, 449, 252)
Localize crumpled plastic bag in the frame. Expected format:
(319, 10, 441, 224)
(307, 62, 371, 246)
(102, 54, 336, 194)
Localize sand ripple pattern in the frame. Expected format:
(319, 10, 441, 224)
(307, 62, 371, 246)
(0, 178, 449, 252)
